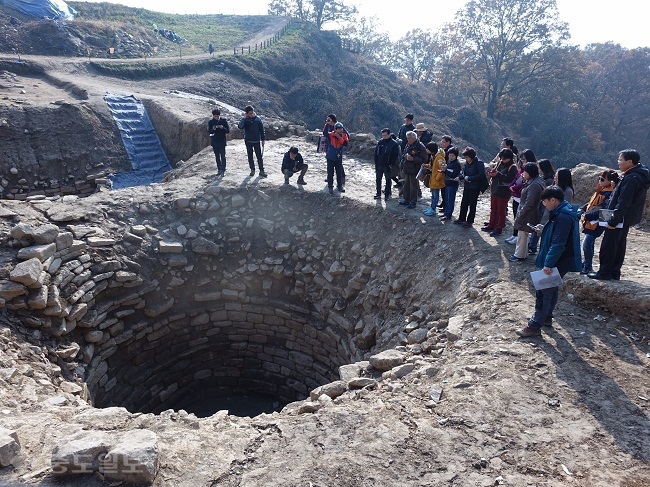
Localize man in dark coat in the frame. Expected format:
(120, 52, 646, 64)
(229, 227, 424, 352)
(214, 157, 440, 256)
(589, 149, 650, 280)
(374, 128, 399, 201)
(281, 147, 308, 185)
(207, 108, 230, 177)
(238, 105, 266, 177)
(397, 113, 415, 152)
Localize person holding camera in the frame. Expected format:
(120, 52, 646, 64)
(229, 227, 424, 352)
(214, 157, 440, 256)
(208, 108, 230, 177)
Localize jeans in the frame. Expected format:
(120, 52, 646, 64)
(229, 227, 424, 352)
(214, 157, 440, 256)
(327, 158, 344, 189)
(444, 185, 458, 218)
(245, 142, 264, 172)
(458, 188, 480, 224)
(429, 188, 440, 209)
(531, 286, 559, 328)
(582, 234, 596, 272)
(376, 165, 391, 197)
(511, 199, 520, 237)
(212, 145, 226, 173)
(283, 165, 308, 181)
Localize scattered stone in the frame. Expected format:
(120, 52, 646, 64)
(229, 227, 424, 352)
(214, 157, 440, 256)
(384, 363, 414, 379)
(369, 349, 406, 371)
(191, 237, 220, 256)
(32, 224, 60, 244)
(328, 261, 346, 276)
(52, 430, 112, 475)
(310, 380, 347, 401)
(446, 315, 465, 342)
(159, 241, 184, 253)
(102, 430, 159, 485)
(56, 342, 80, 359)
(348, 377, 377, 389)
(231, 194, 245, 208)
(429, 387, 443, 403)
(0, 428, 20, 467)
(297, 401, 321, 414)
(407, 327, 428, 344)
(338, 363, 361, 381)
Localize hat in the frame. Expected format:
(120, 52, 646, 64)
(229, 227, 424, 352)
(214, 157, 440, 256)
(334, 122, 344, 129)
(414, 123, 428, 132)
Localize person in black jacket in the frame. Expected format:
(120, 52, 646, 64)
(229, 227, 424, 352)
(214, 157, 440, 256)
(441, 146, 461, 220)
(397, 113, 415, 152)
(238, 105, 266, 177)
(281, 147, 308, 185)
(374, 128, 399, 201)
(208, 108, 230, 177)
(454, 147, 486, 227)
(589, 149, 650, 280)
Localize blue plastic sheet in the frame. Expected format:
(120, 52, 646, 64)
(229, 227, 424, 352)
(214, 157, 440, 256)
(0, 0, 75, 19)
(104, 94, 172, 190)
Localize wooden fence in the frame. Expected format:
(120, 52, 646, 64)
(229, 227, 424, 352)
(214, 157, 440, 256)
(233, 20, 293, 55)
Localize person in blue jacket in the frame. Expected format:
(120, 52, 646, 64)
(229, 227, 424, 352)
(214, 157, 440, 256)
(516, 186, 581, 338)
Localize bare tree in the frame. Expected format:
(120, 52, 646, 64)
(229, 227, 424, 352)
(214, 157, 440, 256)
(455, 0, 569, 119)
(338, 15, 391, 63)
(268, 0, 356, 29)
(393, 29, 438, 82)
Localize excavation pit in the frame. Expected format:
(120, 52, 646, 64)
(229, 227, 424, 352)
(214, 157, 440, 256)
(87, 301, 358, 418)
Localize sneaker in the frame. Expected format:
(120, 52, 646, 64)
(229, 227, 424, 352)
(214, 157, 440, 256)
(284, 179, 290, 185)
(587, 272, 611, 280)
(481, 226, 494, 232)
(528, 248, 537, 255)
(543, 317, 553, 328)
(462, 222, 472, 228)
(297, 178, 307, 185)
(453, 220, 465, 225)
(440, 216, 451, 221)
(328, 187, 334, 195)
(489, 230, 502, 236)
(373, 194, 382, 199)
(437, 204, 444, 208)
(580, 264, 592, 275)
(337, 186, 345, 193)
(407, 203, 416, 209)
(423, 208, 435, 216)
(259, 171, 268, 178)
(384, 195, 391, 201)
(507, 255, 526, 262)
(515, 325, 541, 338)
(398, 200, 408, 205)
(249, 170, 255, 176)
(505, 236, 517, 244)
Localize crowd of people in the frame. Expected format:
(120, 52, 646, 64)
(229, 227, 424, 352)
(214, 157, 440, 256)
(208, 107, 650, 336)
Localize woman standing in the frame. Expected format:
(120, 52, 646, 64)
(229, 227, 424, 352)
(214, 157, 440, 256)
(483, 148, 518, 236)
(509, 163, 546, 261)
(506, 149, 537, 244)
(454, 147, 486, 228)
(529, 159, 556, 254)
(580, 170, 620, 274)
(554, 167, 575, 203)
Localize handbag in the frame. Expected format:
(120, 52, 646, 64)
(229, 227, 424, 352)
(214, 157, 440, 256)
(316, 135, 327, 153)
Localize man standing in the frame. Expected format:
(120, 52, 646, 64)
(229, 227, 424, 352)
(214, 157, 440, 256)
(374, 128, 399, 201)
(399, 131, 427, 209)
(208, 108, 229, 177)
(281, 147, 308, 185)
(398, 113, 415, 152)
(589, 149, 650, 280)
(238, 105, 266, 177)
(326, 122, 349, 194)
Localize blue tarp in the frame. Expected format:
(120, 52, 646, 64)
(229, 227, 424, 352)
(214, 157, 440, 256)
(0, 0, 75, 19)
(104, 94, 172, 190)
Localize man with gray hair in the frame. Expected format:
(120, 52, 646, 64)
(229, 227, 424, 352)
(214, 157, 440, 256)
(399, 131, 427, 209)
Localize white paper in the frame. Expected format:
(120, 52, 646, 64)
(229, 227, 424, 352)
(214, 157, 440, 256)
(530, 267, 563, 290)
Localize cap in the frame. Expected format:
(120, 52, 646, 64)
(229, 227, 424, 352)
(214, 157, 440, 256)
(334, 122, 344, 129)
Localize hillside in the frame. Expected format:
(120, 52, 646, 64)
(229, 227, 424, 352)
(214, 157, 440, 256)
(0, 1, 503, 150)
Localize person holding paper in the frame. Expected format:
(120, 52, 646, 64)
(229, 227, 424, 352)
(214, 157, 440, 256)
(516, 186, 581, 338)
(589, 150, 650, 281)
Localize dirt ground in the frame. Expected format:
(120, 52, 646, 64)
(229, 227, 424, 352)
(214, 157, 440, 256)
(0, 52, 649, 487)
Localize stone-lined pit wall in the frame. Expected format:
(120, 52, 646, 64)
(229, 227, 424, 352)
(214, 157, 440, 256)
(92, 299, 351, 414)
(1, 186, 422, 415)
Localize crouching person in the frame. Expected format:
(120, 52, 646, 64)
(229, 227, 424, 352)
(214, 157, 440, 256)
(282, 147, 308, 185)
(516, 186, 581, 337)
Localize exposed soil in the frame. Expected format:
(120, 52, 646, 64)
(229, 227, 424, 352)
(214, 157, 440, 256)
(0, 46, 649, 487)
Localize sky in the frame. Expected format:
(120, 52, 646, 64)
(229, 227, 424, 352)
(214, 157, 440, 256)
(82, 0, 650, 49)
